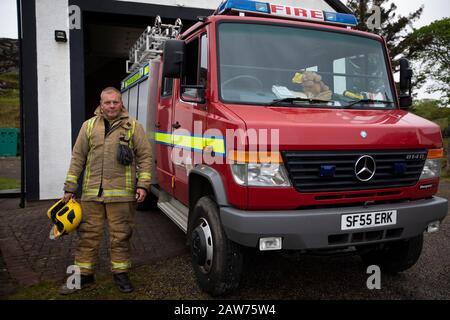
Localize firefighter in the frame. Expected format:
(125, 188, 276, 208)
(59, 87, 152, 294)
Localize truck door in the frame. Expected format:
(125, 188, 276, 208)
(172, 32, 209, 205)
(156, 74, 176, 195)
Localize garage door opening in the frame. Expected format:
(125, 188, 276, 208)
(83, 11, 197, 118)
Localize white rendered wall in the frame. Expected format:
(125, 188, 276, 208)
(117, 0, 222, 10)
(116, 0, 335, 11)
(36, 0, 72, 200)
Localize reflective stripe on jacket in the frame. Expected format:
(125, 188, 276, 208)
(64, 107, 152, 203)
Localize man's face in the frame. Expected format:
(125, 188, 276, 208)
(100, 91, 123, 120)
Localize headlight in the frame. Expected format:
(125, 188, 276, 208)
(419, 159, 441, 180)
(419, 149, 444, 180)
(230, 163, 247, 185)
(230, 163, 291, 187)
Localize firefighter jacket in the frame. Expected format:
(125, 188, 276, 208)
(64, 107, 152, 203)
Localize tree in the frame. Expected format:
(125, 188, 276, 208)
(406, 18, 450, 106)
(411, 98, 450, 173)
(411, 99, 450, 126)
(345, 0, 423, 72)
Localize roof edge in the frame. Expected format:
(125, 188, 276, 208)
(325, 0, 353, 14)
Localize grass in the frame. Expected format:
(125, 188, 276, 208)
(441, 138, 450, 182)
(0, 88, 19, 103)
(441, 167, 450, 182)
(0, 177, 20, 190)
(0, 72, 20, 128)
(441, 172, 450, 182)
(0, 72, 19, 87)
(0, 103, 20, 128)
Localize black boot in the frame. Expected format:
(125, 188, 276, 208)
(59, 274, 95, 295)
(113, 272, 134, 293)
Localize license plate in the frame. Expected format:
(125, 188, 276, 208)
(341, 210, 397, 231)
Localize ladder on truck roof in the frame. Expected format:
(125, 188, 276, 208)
(126, 16, 183, 74)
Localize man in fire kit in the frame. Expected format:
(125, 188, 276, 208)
(59, 87, 152, 294)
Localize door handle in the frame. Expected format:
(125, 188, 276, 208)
(172, 122, 181, 129)
(155, 122, 161, 129)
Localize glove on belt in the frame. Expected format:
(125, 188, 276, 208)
(117, 136, 133, 166)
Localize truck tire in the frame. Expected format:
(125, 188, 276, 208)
(136, 192, 158, 211)
(188, 196, 243, 296)
(359, 234, 423, 273)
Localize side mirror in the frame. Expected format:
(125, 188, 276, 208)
(399, 95, 412, 109)
(399, 58, 413, 110)
(162, 40, 185, 78)
(181, 85, 206, 104)
(399, 58, 413, 92)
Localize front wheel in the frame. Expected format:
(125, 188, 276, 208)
(188, 196, 243, 296)
(359, 234, 424, 273)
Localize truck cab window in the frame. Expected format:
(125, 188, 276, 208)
(199, 34, 208, 86)
(333, 53, 387, 99)
(218, 23, 395, 108)
(181, 38, 199, 99)
(181, 34, 207, 103)
(161, 78, 173, 97)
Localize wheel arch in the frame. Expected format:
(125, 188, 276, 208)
(188, 165, 229, 233)
(188, 165, 229, 209)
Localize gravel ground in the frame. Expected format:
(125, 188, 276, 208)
(5, 185, 449, 300)
(232, 186, 450, 299)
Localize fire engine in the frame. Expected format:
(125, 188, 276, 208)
(120, 0, 448, 296)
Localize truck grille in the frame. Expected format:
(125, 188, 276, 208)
(282, 150, 427, 193)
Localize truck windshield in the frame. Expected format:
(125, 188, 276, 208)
(217, 23, 396, 109)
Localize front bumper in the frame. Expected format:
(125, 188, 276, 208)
(220, 196, 448, 250)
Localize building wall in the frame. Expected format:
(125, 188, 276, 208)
(35, 0, 72, 200)
(117, 0, 222, 9)
(116, 0, 334, 11)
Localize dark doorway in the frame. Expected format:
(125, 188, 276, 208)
(83, 12, 197, 118)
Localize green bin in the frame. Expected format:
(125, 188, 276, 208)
(0, 128, 19, 157)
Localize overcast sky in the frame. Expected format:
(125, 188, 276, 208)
(0, 0, 17, 39)
(0, 0, 448, 98)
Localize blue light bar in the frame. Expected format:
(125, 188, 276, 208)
(324, 11, 358, 26)
(217, 0, 269, 15)
(215, 0, 358, 27)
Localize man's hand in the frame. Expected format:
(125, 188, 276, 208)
(136, 188, 147, 203)
(62, 192, 74, 204)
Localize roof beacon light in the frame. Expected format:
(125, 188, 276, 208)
(215, 0, 358, 27)
(216, 0, 270, 14)
(323, 11, 358, 26)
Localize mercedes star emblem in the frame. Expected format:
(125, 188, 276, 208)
(355, 155, 376, 182)
(360, 131, 368, 138)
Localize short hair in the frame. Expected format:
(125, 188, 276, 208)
(100, 87, 122, 101)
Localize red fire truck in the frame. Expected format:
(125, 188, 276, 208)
(121, 0, 448, 296)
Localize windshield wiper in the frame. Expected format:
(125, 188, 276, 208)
(343, 98, 394, 109)
(269, 97, 331, 106)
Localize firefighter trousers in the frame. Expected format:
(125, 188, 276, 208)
(75, 201, 136, 275)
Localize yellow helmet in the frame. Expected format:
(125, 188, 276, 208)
(47, 198, 82, 239)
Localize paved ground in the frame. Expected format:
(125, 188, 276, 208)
(0, 198, 187, 296)
(0, 157, 20, 180)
